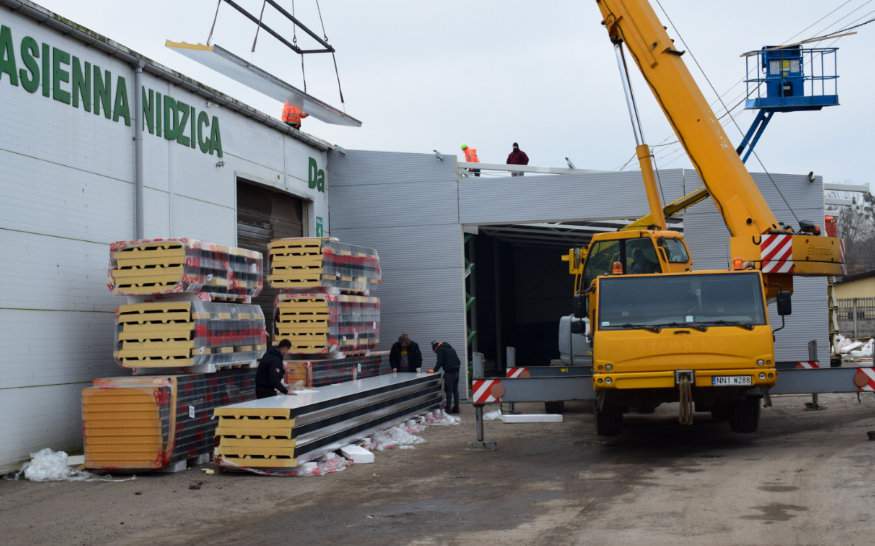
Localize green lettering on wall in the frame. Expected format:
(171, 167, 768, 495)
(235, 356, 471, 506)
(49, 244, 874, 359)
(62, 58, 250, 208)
(175, 99, 190, 146)
(142, 87, 154, 134)
(51, 47, 71, 105)
(40, 42, 49, 97)
(307, 157, 326, 192)
(189, 105, 196, 149)
(18, 36, 40, 93)
(163, 95, 177, 140)
(93, 67, 111, 119)
(112, 75, 130, 126)
(209, 115, 223, 157)
(0, 26, 19, 86)
(196, 111, 210, 153)
(155, 92, 162, 137)
(71, 58, 91, 111)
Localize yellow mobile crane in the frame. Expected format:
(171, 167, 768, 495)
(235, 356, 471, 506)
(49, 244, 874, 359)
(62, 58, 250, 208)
(564, 0, 843, 435)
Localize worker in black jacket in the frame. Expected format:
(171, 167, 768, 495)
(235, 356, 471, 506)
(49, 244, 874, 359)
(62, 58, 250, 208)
(431, 340, 461, 414)
(255, 339, 292, 399)
(389, 334, 423, 372)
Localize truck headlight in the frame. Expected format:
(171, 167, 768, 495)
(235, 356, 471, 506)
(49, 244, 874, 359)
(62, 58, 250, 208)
(756, 359, 765, 366)
(605, 377, 613, 384)
(605, 363, 614, 372)
(758, 372, 766, 380)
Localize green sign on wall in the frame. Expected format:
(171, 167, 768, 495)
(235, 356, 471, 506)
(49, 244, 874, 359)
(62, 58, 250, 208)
(0, 23, 223, 157)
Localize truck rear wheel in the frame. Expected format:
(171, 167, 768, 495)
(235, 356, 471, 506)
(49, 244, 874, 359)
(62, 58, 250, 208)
(595, 404, 623, 436)
(729, 397, 760, 433)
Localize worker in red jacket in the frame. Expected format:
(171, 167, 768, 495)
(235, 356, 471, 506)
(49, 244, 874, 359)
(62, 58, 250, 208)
(461, 144, 481, 177)
(506, 142, 529, 176)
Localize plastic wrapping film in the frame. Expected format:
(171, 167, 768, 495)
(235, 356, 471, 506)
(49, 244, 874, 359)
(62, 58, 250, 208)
(83, 369, 255, 471)
(268, 237, 381, 294)
(113, 298, 267, 370)
(285, 351, 390, 388)
(274, 292, 380, 355)
(108, 238, 263, 301)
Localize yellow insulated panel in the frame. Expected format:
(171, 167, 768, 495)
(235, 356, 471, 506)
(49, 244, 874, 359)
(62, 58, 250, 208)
(82, 387, 166, 470)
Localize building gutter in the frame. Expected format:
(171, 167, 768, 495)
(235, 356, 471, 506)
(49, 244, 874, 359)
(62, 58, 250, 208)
(133, 62, 144, 238)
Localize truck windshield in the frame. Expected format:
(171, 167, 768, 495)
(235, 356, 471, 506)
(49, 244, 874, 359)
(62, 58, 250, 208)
(598, 272, 766, 330)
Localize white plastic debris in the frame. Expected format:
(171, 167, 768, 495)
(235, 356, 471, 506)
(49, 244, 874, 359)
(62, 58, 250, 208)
(18, 449, 92, 482)
(370, 425, 425, 451)
(483, 409, 503, 421)
(294, 452, 349, 477)
(841, 341, 865, 354)
(425, 409, 461, 426)
(340, 444, 375, 464)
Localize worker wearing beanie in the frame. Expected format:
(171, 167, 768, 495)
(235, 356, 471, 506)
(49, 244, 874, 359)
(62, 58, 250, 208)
(431, 340, 461, 414)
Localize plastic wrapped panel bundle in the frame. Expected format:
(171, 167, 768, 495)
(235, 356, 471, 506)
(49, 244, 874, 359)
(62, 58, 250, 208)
(83, 369, 255, 471)
(274, 292, 380, 355)
(108, 238, 263, 301)
(114, 299, 267, 370)
(285, 351, 390, 388)
(268, 237, 381, 294)
(214, 373, 442, 471)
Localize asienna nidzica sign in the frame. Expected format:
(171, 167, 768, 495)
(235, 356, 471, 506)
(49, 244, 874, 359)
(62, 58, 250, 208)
(0, 23, 223, 157)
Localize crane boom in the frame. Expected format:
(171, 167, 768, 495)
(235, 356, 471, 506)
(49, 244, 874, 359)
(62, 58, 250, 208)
(595, 0, 842, 287)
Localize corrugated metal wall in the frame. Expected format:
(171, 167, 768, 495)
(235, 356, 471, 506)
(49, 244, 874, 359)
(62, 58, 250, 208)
(329, 150, 828, 391)
(328, 150, 467, 381)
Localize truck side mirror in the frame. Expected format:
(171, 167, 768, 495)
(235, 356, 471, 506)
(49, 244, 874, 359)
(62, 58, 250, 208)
(777, 292, 792, 316)
(573, 295, 587, 319)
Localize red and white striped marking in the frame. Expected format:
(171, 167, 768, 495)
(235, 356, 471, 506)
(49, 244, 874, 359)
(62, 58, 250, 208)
(854, 368, 875, 392)
(506, 367, 530, 379)
(795, 361, 820, 369)
(471, 379, 501, 405)
(760, 234, 794, 274)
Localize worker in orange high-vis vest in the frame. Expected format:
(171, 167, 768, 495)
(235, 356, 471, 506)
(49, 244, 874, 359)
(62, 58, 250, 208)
(282, 102, 309, 129)
(460, 144, 481, 177)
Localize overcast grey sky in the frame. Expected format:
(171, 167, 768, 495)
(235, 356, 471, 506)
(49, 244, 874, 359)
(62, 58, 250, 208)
(35, 0, 874, 189)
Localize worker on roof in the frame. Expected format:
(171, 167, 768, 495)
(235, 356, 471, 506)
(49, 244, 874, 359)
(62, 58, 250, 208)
(282, 102, 309, 130)
(506, 142, 529, 176)
(255, 339, 291, 398)
(460, 144, 481, 177)
(430, 340, 461, 414)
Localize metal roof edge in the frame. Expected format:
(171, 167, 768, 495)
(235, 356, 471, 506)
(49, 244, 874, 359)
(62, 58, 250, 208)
(0, 0, 334, 152)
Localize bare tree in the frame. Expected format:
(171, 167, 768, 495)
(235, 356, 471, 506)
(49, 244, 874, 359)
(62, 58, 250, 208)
(838, 191, 875, 276)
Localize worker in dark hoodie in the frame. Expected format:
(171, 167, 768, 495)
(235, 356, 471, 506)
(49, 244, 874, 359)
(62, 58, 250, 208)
(430, 340, 461, 414)
(255, 339, 292, 399)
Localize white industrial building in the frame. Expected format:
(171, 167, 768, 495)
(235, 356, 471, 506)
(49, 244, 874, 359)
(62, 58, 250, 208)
(0, 0, 830, 470)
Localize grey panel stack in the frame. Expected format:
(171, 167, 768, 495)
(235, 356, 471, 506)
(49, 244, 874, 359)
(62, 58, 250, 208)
(328, 151, 467, 381)
(681, 171, 828, 363)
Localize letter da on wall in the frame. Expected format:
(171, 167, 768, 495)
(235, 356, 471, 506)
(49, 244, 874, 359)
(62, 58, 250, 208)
(308, 157, 325, 192)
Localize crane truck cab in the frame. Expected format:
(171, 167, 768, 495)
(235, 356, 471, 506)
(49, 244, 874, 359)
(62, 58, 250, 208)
(579, 269, 783, 436)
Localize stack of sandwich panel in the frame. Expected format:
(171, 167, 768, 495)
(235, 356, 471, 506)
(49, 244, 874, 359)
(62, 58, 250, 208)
(109, 238, 263, 301)
(274, 292, 380, 355)
(285, 351, 390, 388)
(268, 237, 381, 294)
(83, 369, 254, 471)
(214, 373, 441, 471)
(113, 299, 266, 370)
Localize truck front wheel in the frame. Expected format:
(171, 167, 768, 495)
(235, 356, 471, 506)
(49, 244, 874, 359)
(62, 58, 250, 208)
(595, 404, 623, 436)
(729, 397, 761, 433)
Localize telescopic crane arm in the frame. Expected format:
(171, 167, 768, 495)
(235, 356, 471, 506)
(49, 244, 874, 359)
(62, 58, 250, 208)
(595, 0, 842, 293)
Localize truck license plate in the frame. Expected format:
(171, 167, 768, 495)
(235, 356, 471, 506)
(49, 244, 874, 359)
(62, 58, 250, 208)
(711, 375, 752, 386)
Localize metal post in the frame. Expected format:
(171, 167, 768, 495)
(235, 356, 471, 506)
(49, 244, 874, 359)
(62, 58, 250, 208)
(467, 351, 496, 450)
(475, 406, 484, 442)
(805, 340, 824, 411)
(853, 299, 859, 339)
(505, 347, 516, 414)
(493, 238, 502, 370)
(472, 352, 484, 380)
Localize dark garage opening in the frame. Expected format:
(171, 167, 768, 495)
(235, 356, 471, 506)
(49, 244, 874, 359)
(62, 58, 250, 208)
(471, 227, 585, 375)
(236, 179, 305, 338)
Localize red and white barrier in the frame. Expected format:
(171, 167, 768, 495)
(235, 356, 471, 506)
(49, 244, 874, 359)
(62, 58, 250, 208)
(760, 233, 794, 274)
(472, 379, 501, 405)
